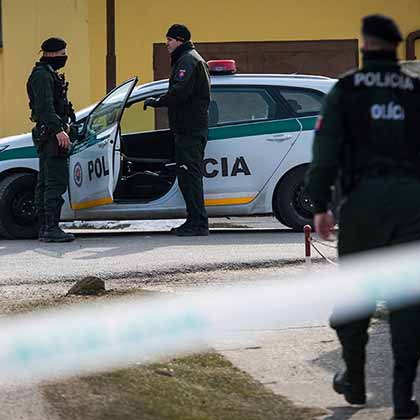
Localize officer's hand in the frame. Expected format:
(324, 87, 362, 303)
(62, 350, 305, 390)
(314, 211, 336, 241)
(143, 97, 159, 110)
(56, 130, 71, 149)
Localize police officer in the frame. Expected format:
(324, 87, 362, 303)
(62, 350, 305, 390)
(306, 15, 420, 419)
(144, 24, 210, 236)
(27, 37, 75, 242)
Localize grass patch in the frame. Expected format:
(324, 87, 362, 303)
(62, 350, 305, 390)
(42, 353, 322, 420)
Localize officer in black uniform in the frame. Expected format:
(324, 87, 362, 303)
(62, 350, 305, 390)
(27, 37, 75, 242)
(306, 15, 420, 419)
(144, 24, 210, 236)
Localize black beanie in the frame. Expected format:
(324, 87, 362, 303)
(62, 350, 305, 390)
(41, 37, 67, 52)
(362, 14, 402, 45)
(166, 24, 191, 42)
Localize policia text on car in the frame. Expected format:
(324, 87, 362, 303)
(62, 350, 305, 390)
(27, 37, 76, 243)
(306, 15, 420, 419)
(144, 24, 210, 237)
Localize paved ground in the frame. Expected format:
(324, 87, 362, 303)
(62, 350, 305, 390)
(0, 217, 334, 285)
(1, 217, 418, 419)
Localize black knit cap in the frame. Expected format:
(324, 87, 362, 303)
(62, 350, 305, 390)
(362, 14, 403, 45)
(166, 24, 191, 42)
(41, 37, 67, 52)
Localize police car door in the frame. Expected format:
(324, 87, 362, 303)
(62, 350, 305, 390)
(68, 78, 137, 210)
(205, 86, 301, 204)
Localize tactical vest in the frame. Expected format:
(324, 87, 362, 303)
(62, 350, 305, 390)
(27, 63, 73, 126)
(338, 64, 420, 191)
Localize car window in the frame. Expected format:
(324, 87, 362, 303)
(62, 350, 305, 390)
(210, 87, 277, 127)
(278, 87, 324, 117)
(120, 94, 169, 134)
(85, 80, 134, 137)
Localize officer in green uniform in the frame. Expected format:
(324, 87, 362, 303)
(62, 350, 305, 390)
(144, 24, 210, 236)
(27, 37, 75, 242)
(306, 15, 420, 419)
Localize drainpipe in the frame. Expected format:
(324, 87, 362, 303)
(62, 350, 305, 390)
(406, 30, 420, 60)
(106, 0, 116, 92)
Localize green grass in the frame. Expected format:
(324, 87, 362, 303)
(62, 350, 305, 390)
(42, 352, 323, 420)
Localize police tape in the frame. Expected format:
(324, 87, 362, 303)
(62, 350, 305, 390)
(1, 242, 420, 384)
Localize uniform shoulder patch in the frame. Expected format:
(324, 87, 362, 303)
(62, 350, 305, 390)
(177, 69, 187, 79)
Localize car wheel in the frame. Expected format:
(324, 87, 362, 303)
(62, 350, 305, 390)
(0, 173, 39, 239)
(273, 166, 314, 231)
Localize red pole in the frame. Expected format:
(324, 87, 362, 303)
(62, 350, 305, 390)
(304, 225, 312, 265)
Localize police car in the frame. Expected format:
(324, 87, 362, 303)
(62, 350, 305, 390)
(0, 60, 335, 239)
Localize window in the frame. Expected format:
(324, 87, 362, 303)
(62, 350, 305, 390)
(0, 0, 3, 48)
(210, 87, 277, 127)
(120, 91, 167, 134)
(278, 87, 324, 117)
(84, 79, 134, 138)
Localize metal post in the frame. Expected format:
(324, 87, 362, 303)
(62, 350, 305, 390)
(106, 0, 116, 93)
(304, 225, 312, 266)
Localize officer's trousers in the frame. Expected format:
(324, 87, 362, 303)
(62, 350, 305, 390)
(35, 135, 68, 216)
(332, 176, 420, 404)
(174, 131, 208, 229)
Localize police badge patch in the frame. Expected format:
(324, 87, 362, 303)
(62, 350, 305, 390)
(178, 69, 186, 79)
(74, 162, 83, 187)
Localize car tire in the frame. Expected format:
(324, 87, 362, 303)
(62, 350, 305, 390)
(0, 173, 39, 239)
(273, 165, 314, 231)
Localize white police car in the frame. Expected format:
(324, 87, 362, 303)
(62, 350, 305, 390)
(0, 60, 335, 239)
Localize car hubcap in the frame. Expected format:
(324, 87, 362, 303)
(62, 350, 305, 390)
(293, 184, 313, 219)
(11, 190, 36, 226)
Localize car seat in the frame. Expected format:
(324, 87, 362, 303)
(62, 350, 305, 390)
(287, 99, 302, 113)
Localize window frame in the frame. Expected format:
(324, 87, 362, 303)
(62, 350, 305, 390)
(209, 85, 291, 128)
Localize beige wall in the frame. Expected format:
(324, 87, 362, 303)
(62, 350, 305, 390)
(110, 0, 420, 86)
(1, 0, 420, 137)
(0, 0, 91, 137)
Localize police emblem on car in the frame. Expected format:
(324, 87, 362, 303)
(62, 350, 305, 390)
(73, 162, 83, 187)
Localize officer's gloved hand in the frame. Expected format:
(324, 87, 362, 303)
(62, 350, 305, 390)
(143, 97, 159, 110)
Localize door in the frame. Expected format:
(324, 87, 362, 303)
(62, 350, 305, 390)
(68, 77, 137, 210)
(153, 40, 358, 80)
(204, 86, 301, 206)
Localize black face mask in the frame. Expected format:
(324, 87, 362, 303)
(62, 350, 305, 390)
(41, 55, 68, 70)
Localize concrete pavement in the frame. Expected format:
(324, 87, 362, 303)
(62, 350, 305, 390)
(0, 217, 335, 285)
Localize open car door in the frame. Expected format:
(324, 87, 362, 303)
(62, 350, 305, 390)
(68, 77, 137, 210)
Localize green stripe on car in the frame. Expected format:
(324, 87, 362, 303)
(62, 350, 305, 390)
(208, 116, 317, 141)
(0, 117, 318, 161)
(0, 146, 38, 162)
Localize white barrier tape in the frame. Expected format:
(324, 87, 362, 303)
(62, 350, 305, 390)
(0, 242, 420, 384)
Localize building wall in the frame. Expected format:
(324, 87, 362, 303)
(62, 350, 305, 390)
(1, 0, 420, 137)
(0, 0, 91, 137)
(110, 0, 420, 87)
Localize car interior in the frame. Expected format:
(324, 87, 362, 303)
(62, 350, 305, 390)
(113, 99, 220, 203)
(114, 128, 176, 203)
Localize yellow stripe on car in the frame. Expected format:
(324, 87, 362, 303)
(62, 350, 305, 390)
(204, 196, 255, 206)
(71, 197, 113, 210)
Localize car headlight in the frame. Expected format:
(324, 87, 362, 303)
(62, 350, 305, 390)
(0, 145, 9, 153)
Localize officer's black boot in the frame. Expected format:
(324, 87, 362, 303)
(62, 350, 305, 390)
(333, 370, 366, 405)
(42, 210, 75, 243)
(393, 379, 419, 419)
(38, 212, 46, 241)
(171, 217, 193, 233)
